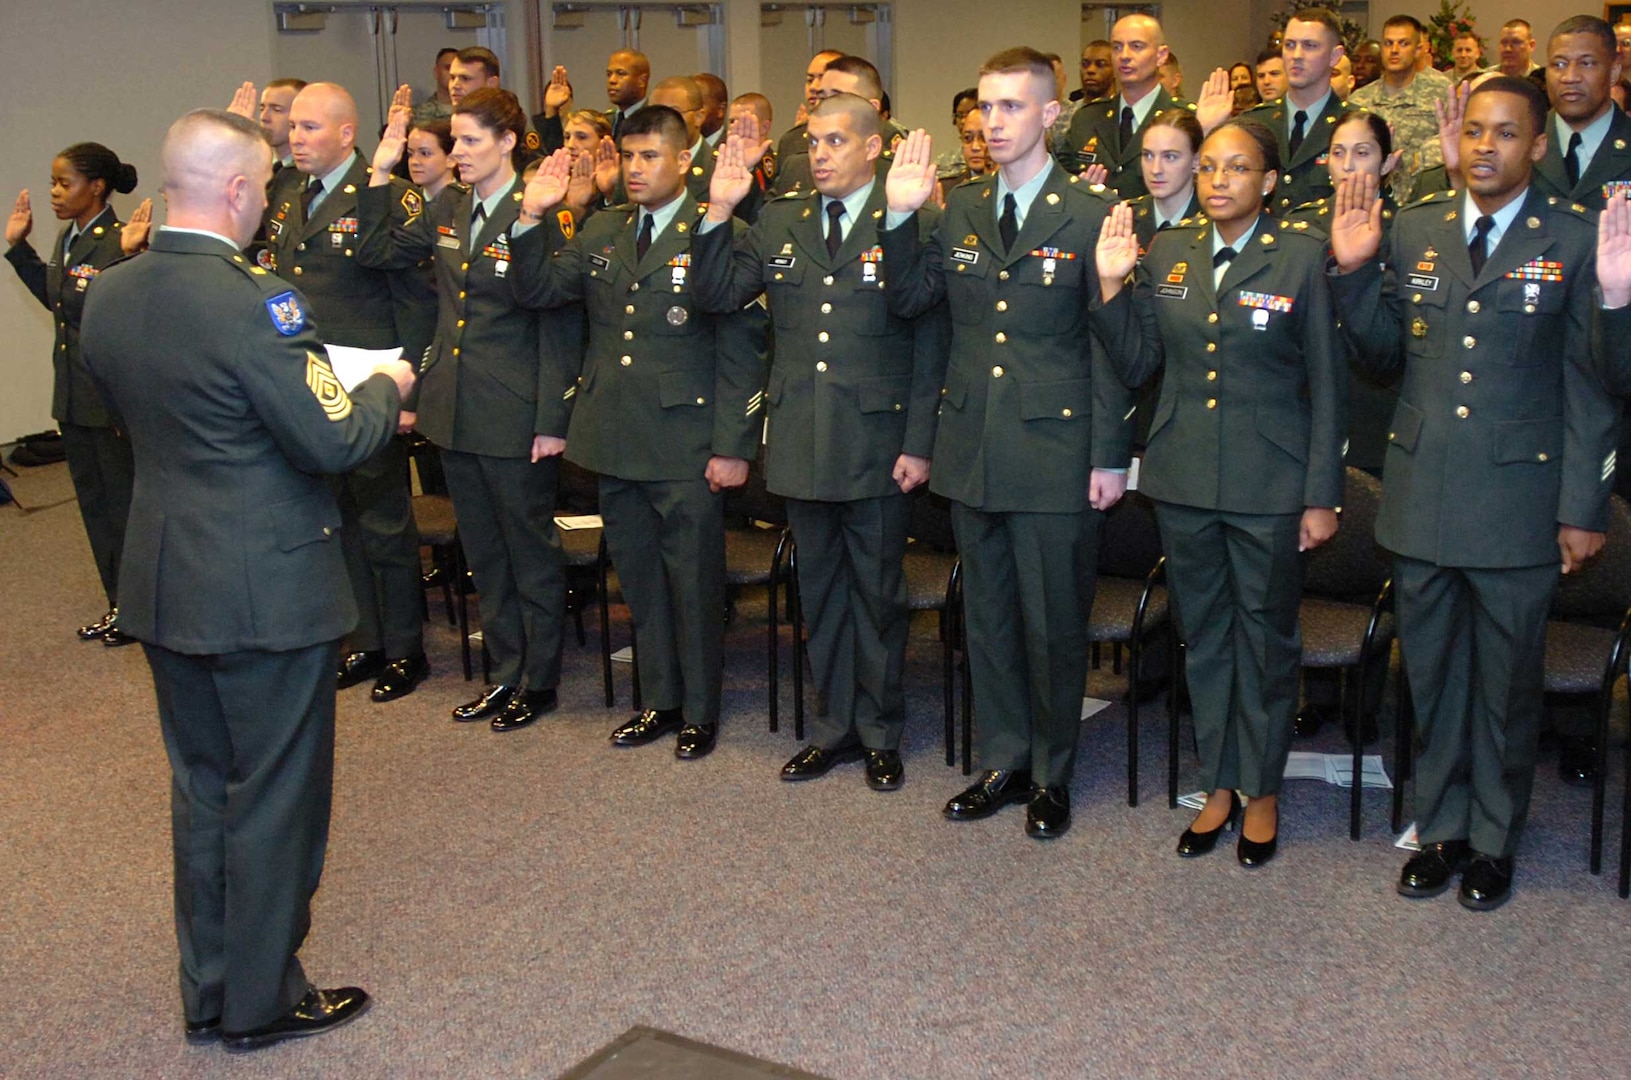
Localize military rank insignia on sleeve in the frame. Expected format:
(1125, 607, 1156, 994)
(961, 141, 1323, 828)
(305, 350, 353, 421)
(266, 290, 306, 335)
(557, 208, 575, 240)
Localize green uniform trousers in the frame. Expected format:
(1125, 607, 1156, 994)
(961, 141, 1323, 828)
(600, 476, 725, 727)
(334, 434, 422, 658)
(143, 638, 338, 1032)
(1395, 556, 1558, 856)
(1157, 502, 1304, 797)
(60, 422, 133, 605)
(786, 494, 911, 752)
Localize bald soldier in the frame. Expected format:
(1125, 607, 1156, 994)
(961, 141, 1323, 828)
(268, 83, 428, 702)
(80, 107, 414, 1050)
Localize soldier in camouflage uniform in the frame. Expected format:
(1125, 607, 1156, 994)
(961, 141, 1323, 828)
(1348, 15, 1452, 203)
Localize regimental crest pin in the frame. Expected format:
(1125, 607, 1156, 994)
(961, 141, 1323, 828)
(266, 291, 305, 335)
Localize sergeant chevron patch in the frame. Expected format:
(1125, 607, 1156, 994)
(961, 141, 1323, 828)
(1605, 450, 1617, 482)
(746, 390, 765, 416)
(305, 351, 353, 421)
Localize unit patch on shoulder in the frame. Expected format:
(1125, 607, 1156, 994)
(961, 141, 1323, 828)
(401, 188, 423, 218)
(557, 208, 575, 240)
(305, 350, 353, 421)
(525, 130, 541, 151)
(266, 291, 305, 335)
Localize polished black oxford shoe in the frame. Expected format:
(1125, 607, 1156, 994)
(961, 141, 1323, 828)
(184, 1017, 221, 1044)
(1397, 840, 1470, 898)
(78, 607, 118, 640)
(221, 987, 370, 1053)
(1025, 786, 1071, 839)
(101, 623, 138, 647)
(1293, 701, 1335, 738)
(370, 653, 429, 703)
(1458, 852, 1515, 912)
(864, 749, 904, 791)
(491, 687, 558, 731)
(452, 684, 516, 722)
(610, 707, 685, 746)
(1558, 736, 1597, 787)
(780, 743, 863, 780)
(336, 649, 386, 689)
(675, 724, 717, 759)
(943, 769, 1035, 820)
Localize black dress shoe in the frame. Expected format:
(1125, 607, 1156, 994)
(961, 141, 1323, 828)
(864, 749, 905, 791)
(944, 770, 1035, 820)
(1294, 701, 1335, 738)
(184, 1017, 221, 1044)
(101, 623, 138, 647)
(1558, 736, 1598, 787)
(336, 650, 386, 689)
(1237, 830, 1278, 868)
(780, 743, 863, 780)
(491, 688, 558, 731)
(370, 653, 429, 702)
(610, 708, 685, 746)
(1025, 786, 1071, 839)
(221, 987, 371, 1053)
(452, 684, 516, 722)
(1176, 790, 1242, 857)
(675, 724, 717, 759)
(1458, 852, 1515, 911)
(1397, 840, 1469, 898)
(78, 607, 118, 640)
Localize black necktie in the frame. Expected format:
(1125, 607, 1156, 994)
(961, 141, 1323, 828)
(1118, 105, 1134, 148)
(470, 202, 486, 252)
(1213, 245, 1236, 286)
(636, 212, 654, 261)
(612, 111, 623, 140)
(999, 193, 1018, 252)
(301, 178, 323, 220)
(1565, 131, 1583, 188)
(825, 200, 845, 257)
(1289, 110, 1308, 158)
(1469, 215, 1494, 276)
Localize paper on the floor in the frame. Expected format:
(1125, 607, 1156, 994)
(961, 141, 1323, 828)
(469, 630, 482, 646)
(1080, 697, 1112, 720)
(1177, 790, 1209, 810)
(611, 646, 633, 663)
(555, 514, 604, 530)
(324, 344, 403, 391)
(1283, 751, 1393, 789)
(1395, 822, 1421, 850)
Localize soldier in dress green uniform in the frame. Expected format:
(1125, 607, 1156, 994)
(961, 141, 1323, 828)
(5, 143, 137, 645)
(1242, 8, 1351, 215)
(1329, 78, 1621, 911)
(80, 108, 414, 1050)
(358, 89, 579, 733)
(509, 106, 768, 760)
(1095, 118, 1347, 868)
(692, 94, 949, 789)
(882, 48, 1136, 840)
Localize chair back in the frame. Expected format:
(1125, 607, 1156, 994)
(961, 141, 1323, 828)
(1099, 490, 1163, 579)
(1302, 466, 1388, 601)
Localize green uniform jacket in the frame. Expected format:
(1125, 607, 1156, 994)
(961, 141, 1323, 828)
(1057, 88, 1195, 200)
(1243, 94, 1349, 215)
(507, 195, 768, 481)
(78, 229, 400, 652)
(1093, 217, 1347, 514)
(5, 206, 124, 427)
(690, 183, 949, 501)
(880, 164, 1135, 513)
(355, 176, 580, 457)
(1330, 188, 1619, 567)
(1533, 106, 1631, 205)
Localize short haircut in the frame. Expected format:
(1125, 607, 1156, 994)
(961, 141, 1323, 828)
(1550, 15, 1616, 55)
(732, 92, 773, 128)
(454, 87, 526, 164)
(825, 55, 885, 101)
(456, 46, 500, 78)
(952, 86, 978, 112)
(1333, 109, 1393, 157)
(810, 91, 882, 139)
(981, 46, 1055, 84)
(1206, 117, 1282, 175)
(1467, 74, 1548, 133)
(1145, 108, 1203, 153)
(267, 77, 307, 93)
(435, 46, 460, 62)
(651, 75, 703, 110)
(563, 109, 612, 140)
(1256, 48, 1283, 67)
(1454, 31, 1481, 44)
(408, 117, 455, 154)
(1383, 15, 1426, 38)
(1042, 52, 1063, 64)
(1084, 40, 1111, 54)
(1503, 19, 1533, 34)
(694, 72, 727, 105)
(619, 103, 689, 150)
(1288, 8, 1344, 44)
(812, 47, 845, 64)
(1161, 51, 1181, 67)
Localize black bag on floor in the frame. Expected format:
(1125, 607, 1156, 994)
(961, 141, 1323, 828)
(8, 430, 65, 467)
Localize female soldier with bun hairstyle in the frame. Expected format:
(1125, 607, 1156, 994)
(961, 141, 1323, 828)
(5, 143, 139, 646)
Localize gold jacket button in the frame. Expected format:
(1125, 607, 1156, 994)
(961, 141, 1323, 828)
(1061, 407, 1072, 417)
(996, 300, 1008, 312)
(1206, 398, 1217, 409)
(1205, 342, 1217, 353)
(452, 347, 460, 356)
(1412, 292, 1422, 303)
(992, 365, 1004, 377)
(631, 282, 640, 291)
(458, 290, 466, 299)
(823, 275, 834, 285)
(623, 330, 634, 340)
(1463, 336, 1476, 349)
(293, 266, 303, 275)
(1466, 300, 1481, 314)
(1455, 405, 1469, 418)
(818, 331, 830, 342)
(322, 526, 332, 537)
(998, 270, 1010, 281)
(1207, 312, 1218, 324)
(1460, 370, 1473, 384)
(820, 302, 832, 314)
(625, 304, 635, 315)
(1206, 370, 1217, 381)
(995, 332, 1007, 343)
(816, 361, 828, 372)
(456, 319, 465, 328)
(461, 262, 469, 271)
(1538, 452, 1549, 462)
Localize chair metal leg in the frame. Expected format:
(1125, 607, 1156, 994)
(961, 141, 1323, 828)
(439, 549, 455, 625)
(1348, 666, 1363, 841)
(598, 543, 614, 707)
(1391, 661, 1410, 835)
(769, 531, 790, 734)
(943, 562, 961, 767)
(1590, 633, 1625, 874)
(1127, 636, 1140, 807)
(1168, 635, 1183, 808)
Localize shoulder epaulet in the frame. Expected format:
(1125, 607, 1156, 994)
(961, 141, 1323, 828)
(1400, 190, 1448, 212)
(778, 187, 815, 199)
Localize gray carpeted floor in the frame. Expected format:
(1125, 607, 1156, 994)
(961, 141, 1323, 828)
(3, 457, 1629, 1080)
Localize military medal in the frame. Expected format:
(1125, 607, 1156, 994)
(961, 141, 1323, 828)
(1252, 308, 1269, 330)
(667, 306, 688, 326)
(669, 252, 691, 288)
(332, 231, 344, 248)
(1410, 317, 1428, 338)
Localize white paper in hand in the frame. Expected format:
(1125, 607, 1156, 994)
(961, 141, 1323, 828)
(325, 344, 404, 391)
